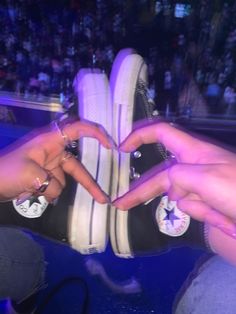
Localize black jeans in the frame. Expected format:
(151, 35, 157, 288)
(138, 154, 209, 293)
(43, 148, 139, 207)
(0, 227, 45, 303)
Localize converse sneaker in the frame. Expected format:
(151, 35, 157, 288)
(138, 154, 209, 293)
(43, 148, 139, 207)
(0, 69, 112, 255)
(109, 49, 205, 258)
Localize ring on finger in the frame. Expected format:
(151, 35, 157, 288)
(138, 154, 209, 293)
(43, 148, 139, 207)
(35, 172, 53, 193)
(53, 121, 79, 157)
(53, 120, 71, 147)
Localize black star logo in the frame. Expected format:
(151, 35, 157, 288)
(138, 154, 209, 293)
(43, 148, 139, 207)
(163, 207, 180, 226)
(28, 195, 42, 207)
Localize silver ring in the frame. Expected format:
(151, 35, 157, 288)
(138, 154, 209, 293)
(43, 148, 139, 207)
(53, 120, 79, 157)
(36, 173, 52, 193)
(53, 121, 71, 147)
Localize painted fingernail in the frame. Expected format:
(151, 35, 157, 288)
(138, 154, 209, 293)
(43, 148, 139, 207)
(16, 192, 33, 205)
(216, 224, 236, 238)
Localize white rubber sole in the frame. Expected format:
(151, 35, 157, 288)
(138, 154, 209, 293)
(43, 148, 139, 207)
(109, 49, 148, 258)
(69, 69, 112, 254)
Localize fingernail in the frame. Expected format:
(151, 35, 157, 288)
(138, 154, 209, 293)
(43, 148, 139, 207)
(99, 193, 111, 204)
(119, 144, 137, 153)
(112, 200, 126, 210)
(110, 139, 118, 150)
(216, 224, 236, 238)
(16, 192, 33, 205)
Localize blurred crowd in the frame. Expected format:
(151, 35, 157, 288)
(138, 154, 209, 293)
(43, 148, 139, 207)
(1, 0, 236, 117)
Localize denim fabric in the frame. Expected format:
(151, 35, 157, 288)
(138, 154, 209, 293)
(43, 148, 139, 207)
(0, 227, 45, 302)
(174, 255, 236, 314)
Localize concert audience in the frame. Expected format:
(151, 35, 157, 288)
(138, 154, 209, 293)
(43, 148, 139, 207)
(0, 0, 236, 115)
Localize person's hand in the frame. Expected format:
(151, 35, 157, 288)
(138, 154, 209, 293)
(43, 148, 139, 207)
(113, 122, 236, 238)
(0, 119, 112, 204)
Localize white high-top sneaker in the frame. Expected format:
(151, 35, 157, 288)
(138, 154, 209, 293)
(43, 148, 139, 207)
(109, 49, 194, 258)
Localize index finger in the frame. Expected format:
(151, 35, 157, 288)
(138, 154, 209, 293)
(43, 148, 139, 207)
(119, 122, 205, 162)
(62, 120, 114, 149)
(113, 168, 170, 210)
(62, 156, 109, 203)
